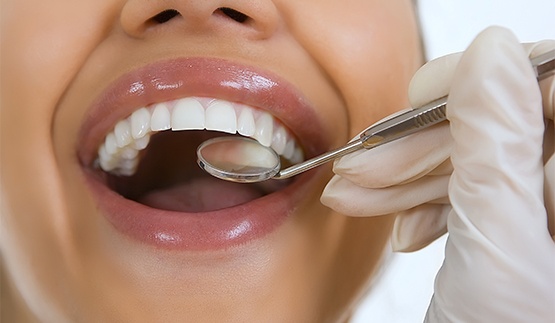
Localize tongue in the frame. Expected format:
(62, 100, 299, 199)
(138, 177, 264, 212)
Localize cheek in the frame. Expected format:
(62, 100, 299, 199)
(1, 1, 120, 226)
(0, 0, 120, 316)
(1, 1, 89, 250)
(2, 1, 116, 114)
(287, 0, 422, 138)
(337, 17, 421, 135)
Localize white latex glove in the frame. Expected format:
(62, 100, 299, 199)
(425, 28, 555, 322)
(321, 27, 555, 252)
(322, 26, 555, 321)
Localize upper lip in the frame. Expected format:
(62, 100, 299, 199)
(78, 57, 330, 167)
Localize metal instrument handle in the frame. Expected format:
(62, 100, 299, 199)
(274, 49, 555, 180)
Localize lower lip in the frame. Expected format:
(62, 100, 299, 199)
(84, 169, 317, 251)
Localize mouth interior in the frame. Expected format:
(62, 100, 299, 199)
(103, 130, 292, 212)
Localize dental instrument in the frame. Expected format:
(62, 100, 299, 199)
(197, 49, 555, 183)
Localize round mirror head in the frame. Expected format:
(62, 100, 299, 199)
(197, 136, 281, 183)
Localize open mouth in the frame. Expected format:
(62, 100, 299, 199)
(95, 96, 304, 213)
(78, 57, 328, 250)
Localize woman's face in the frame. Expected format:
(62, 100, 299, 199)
(1, 0, 421, 321)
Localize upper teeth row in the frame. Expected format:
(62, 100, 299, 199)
(97, 97, 304, 176)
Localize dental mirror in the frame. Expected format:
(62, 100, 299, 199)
(197, 136, 281, 183)
(197, 50, 555, 184)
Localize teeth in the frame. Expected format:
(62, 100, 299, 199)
(253, 112, 273, 147)
(150, 103, 171, 131)
(237, 106, 256, 137)
(291, 147, 304, 164)
(98, 144, 109, 161)
(99, 155, 117, 172)
(171, 98, 204, 130)
(96, 97, 304, 176)
(104, 133, 118, 154)
(118, 158, 139, 176)
(130, 108, 151, 139)
(120, 146, 139, 159)
(205, 100, 237, 134)
(271, 125, 287, 155)
(114, 119, 132, 148)
(132, 134, 150, 150)
(283, 139, 295, 160)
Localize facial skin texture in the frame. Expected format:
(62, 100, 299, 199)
(1, 1, 421, 322)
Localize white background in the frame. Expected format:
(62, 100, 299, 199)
(352, 1, 555, 322)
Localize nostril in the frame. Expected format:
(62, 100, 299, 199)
(147, 8, 248, 25)
(217, 7, 249, 23)
(149, 9, 181, 24)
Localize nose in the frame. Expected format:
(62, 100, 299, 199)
(120, 0, 279, 40)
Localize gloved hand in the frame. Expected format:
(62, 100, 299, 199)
(321, 26, 555, 321)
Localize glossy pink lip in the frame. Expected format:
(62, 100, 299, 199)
(78, 57, 330, 251)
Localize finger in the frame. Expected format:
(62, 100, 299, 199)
(332, 123, 452, 189)
(391, 204, 450, 252)
(321, 173, 449, 217)
(427, 159, 453, 177)
(408, 52, 463, 108)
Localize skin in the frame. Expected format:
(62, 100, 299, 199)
(1, 0, 422, 322)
